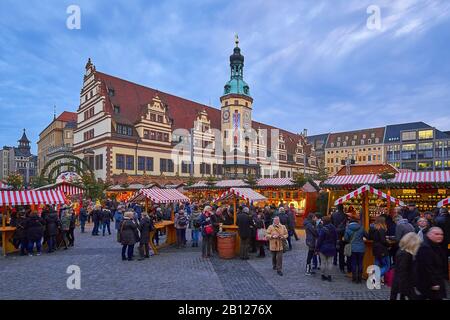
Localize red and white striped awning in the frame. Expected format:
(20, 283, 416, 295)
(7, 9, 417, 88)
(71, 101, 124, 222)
(0, 190, 67, 206)
(131, 188, 189, 204)
(257, 178, 293, 187)
(334, 185, 405, 206)
(325, 171, 450, 186)
(56, 184, 84, 196)
(214, 188, 267, 203)
(437, 197, 450, 208)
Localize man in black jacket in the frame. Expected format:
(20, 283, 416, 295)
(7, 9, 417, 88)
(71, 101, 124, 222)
(434, 207, 450, 279)
(331, 204, 348, 272)
(237, 207, 254, 260)
(416, 227, 447, 300)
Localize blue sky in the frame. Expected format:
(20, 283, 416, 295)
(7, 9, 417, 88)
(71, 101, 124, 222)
(1, 0, 450, 154)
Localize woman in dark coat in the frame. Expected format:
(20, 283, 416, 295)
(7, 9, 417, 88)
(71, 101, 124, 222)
(390, 232, 421, 300)
(315, 216, 337, 282)
(119, 211, 139, 261)
(254, 212, 266, 258)
(304, 213, 318, 275)
(138, 212, 153, 260)
(45, 210, 61, 253)
(369, 216, 391, 281)
(25, 212, 44, 256)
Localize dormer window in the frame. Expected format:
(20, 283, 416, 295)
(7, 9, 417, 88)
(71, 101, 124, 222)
(108, 88, 115, 97)
(113, 105, 120, 114)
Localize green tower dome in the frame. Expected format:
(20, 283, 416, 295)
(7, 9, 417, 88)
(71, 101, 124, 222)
(223, 35, 251, 97)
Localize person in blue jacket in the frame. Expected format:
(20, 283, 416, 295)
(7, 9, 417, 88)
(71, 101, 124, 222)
(344, 212, 369, 284)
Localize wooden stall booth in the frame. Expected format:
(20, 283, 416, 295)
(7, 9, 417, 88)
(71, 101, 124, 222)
(256, 178, 319, 228)
(129, 187, 190, 254)
(34, 181, 85, 215)
(213, 187, 267, 255)
(334, 185, 405, 279)
(0, 189, 67, 256)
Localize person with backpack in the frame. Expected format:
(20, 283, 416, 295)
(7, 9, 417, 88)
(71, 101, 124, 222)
(200, 206, 214, 258)
(189, 205, 202, 247)
(344, 212, 368, 284)
(138, 212, 153, 260)
(315, 216, 337, 282)
(174, 209, 188, 249)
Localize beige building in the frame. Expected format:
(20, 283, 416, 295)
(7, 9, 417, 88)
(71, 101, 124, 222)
(325, 127, 385, 175)
(37, 112, 77, 174)
(73, 41, 317, 183)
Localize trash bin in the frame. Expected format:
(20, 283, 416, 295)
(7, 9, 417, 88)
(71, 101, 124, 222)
(217, 232, 236, 259)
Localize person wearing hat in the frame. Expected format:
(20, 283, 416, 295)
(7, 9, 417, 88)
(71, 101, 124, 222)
(266, 216, 288, 276)
(344, 212, 368, 283)
(237, 206, 254, 260)
(119, 211, 139, 261)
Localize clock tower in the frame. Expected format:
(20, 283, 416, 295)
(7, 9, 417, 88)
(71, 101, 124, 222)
(220, 35, 259, 179)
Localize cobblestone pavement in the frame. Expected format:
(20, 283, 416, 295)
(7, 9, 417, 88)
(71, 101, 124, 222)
(0, 225, 401, 300)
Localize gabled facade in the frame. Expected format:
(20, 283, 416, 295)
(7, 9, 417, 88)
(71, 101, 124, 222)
(73, 40, 318, 183)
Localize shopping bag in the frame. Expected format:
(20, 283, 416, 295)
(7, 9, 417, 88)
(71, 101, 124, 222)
(256, 228, 266, 241)
(384, 268, 395, 287)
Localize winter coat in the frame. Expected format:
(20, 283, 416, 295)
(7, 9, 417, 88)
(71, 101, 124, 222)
(369, 225, 389, 259)
(236, 213, 253, 239)
(69, 214, 76, 229)
(391, 249, 417, 298)
(344, 222, 367, 253)
(79, 208, 88, 223)
(331, 210, 347, 238)
(139, 217, 153, 245)
(119, 218, 139, 246)
(434, 213, 450, 247)
(189, 211, 202, 230)
(61, 213, 72, 231)
(45, 213, 61, 236)
(101, 209, 113, 223)
(395, 219, 415, 242)
(12, 216, 27, 240)
(278, 212, 289, 227)
(25, 216, 44, 242)
(404, 208, 420, 225)
(316, 223, 337, 257)
(304, 219, 318, 250)
(266, 223, 288, 252)
(114, 211, 124, 230)
(92, 209, 102, 223)
(210, 214, 222, 233)
(415, 238, 448, 300)
(174, 213, 188, 230)
(286, 211, 296, 231)
(199, 213, 214, 236)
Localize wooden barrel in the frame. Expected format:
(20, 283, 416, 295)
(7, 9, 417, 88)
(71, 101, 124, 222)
(217, 232, 236, 259)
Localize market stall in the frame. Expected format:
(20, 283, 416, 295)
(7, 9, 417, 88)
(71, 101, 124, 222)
(0, 189, 67, 256)
(129, 187, 189, 254)
(324, 170, 450, 214)
(213, 187, 267, 255)
(437, 197, 450, 208)
(334, 185, 404, 279)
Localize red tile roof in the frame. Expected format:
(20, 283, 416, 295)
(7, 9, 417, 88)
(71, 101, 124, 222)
(56, 111, 77, 122)
(335, 164, 399, 176)
(94, 71, 310, 156)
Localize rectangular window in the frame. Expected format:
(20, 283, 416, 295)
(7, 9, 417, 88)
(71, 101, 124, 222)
(83, 129, 94, 141)
(402, 131, 417, 141)
(116, 154, 125, 170)
(95, 154, 103, 170)
(113, 105, 120, 114)
(138, 156, 145, 171)
(160, 159, 174, 173)
(126, 155, 134, 170)
(157, 115, 163, 123)
(150, 113, 156, 122)
(143, 130, 149, 139)
(163, 133, 169, 142)
(182, 161, 190, 174)
(146, 157, 153, 171)
(418, 130, 433, 140)
(117, 124, 133, 136)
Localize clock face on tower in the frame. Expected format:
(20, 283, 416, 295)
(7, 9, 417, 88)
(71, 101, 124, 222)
(223, 108, 230, 123)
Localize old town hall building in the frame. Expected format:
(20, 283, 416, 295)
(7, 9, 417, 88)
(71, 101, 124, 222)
(73, 39, 318, 182)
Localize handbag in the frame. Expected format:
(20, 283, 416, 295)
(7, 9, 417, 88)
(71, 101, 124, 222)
(282, 238, 289, 253)
(117, 221, 124, 243)
(256, 228, 266, 241)
(344, 227, 360, 257)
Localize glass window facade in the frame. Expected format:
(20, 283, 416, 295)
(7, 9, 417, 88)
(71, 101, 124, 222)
(418, 130, 433, 140)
